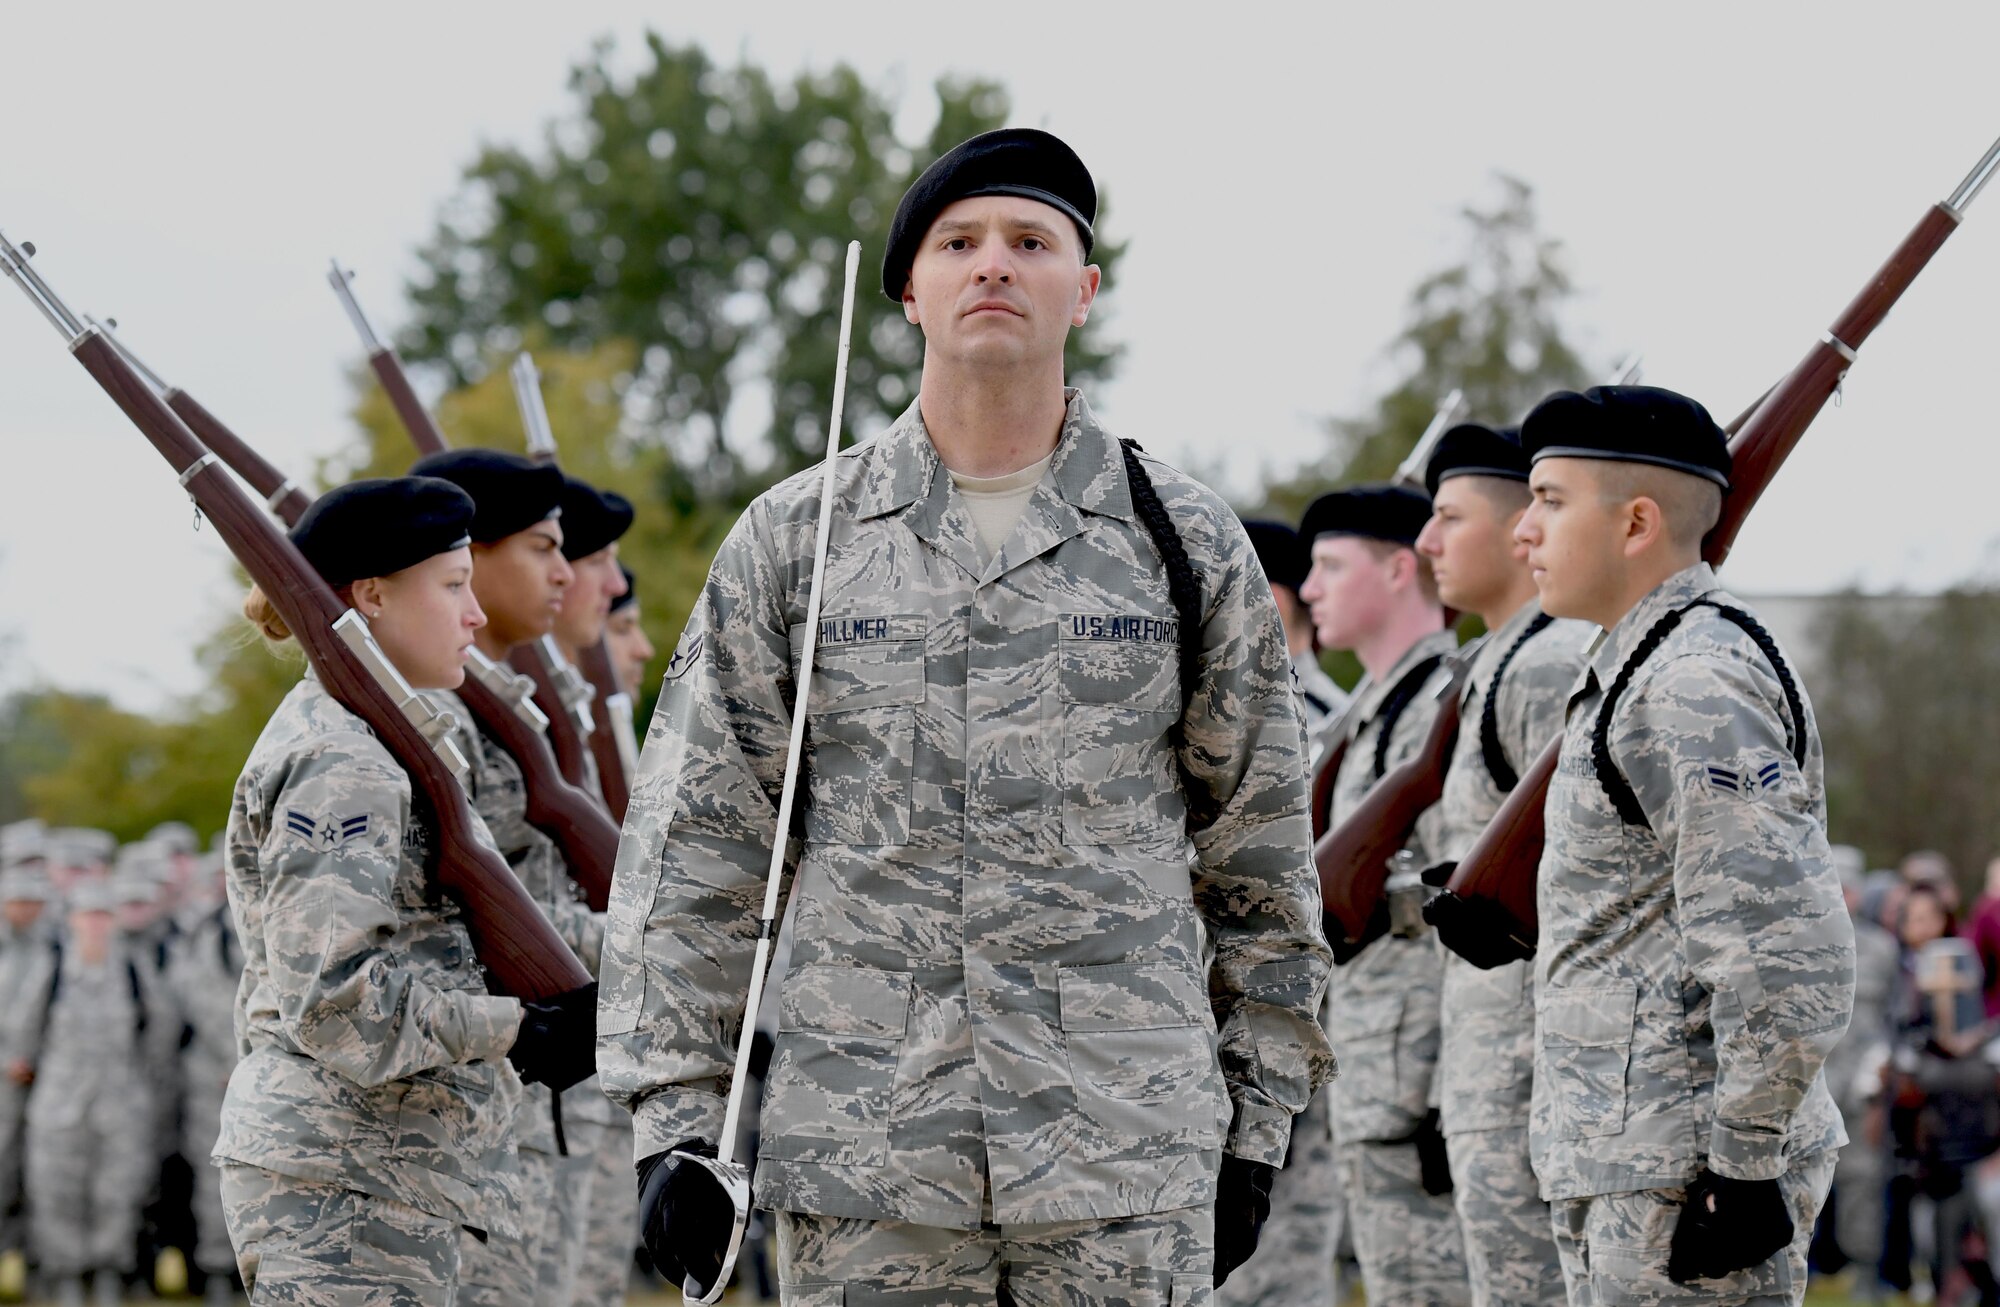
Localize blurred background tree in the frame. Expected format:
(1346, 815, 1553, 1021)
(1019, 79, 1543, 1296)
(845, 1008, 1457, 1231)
(1255, 174, 1597, 524)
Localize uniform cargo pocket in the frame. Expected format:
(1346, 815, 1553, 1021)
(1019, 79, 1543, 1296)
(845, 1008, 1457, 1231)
(1541, 980, 1638, 1139)
(797, 618, 924, 847)
(1059, 623, 1182, 849)
(761, 966, 911, 1167)
(1060, 962, 1227, 1157)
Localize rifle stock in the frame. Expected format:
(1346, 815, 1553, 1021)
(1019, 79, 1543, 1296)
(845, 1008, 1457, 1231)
(1317, 665, 1465, 943)
(508, 641, 598, 791)
(31, 312, 590, 998)
(1440, 134, 2000, 968)
(165, 389, 315, 527)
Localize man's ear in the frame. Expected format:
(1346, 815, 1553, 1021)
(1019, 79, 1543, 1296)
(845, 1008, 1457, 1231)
(1072, 263, 1102, 328)
(1623, 495, 1667, 559)
(350, 575, 386, 614)
(1383, 545, 1418, 593)
(903, 283, 920, 325)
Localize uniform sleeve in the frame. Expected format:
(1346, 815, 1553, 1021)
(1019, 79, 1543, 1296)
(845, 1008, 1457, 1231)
(259, 742, 523, 1088)
(597, 502, 799, 1160)
(1619, 654, 1856, 1180)
(1183, 518, 1336, 1166)
(1506, 630, 1586, 774)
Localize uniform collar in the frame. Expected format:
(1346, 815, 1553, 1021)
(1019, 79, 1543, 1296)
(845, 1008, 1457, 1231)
(1485, 597, 1548, 653)
(855, 387, 1134, 585)
(1347, 627, 1459, 737)
(1586, 562, 1719, 692)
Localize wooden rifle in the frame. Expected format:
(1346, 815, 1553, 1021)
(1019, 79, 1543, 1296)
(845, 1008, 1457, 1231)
(507, 353, 637, 822)
(1436, 133, 2000, 969)
(0, 233, 589, 998)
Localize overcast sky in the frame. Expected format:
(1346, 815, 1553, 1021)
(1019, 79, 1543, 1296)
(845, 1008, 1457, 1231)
(4, 3, 1997, 712)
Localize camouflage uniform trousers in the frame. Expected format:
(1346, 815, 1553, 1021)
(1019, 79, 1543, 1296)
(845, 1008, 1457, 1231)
(25, 1078, 152, 1276)
(0, 1081, 23, 1254)
(188, 1080, 232, 1276)
(1549, 1150, 1836, 1307)
(543, 1115, 608, 1301)
(219, 1162, 461, 1305)
(457, 1141, 557, 1307)
(572, 1111, 638, 1306)
(1344, 1138, 1472, 1307)
(1216, 1091, 1336, 1307)
(776, 1203, 1215, 1305)
(1445, 1126, 1565, 1307)
(1828, 1099, 1881, 1273)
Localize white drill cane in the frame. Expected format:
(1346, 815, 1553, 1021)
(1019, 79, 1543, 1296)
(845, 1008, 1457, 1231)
(678, 239, 862, 1305)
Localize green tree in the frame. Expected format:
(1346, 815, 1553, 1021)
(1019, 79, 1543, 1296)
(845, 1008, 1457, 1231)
(1258, 174, 1597, 523)
(399, 34, 1126, 500)
(1811, 587, 2000, 896)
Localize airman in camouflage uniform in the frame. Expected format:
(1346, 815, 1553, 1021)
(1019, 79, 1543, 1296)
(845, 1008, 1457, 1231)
(1411, 423, 1591, 1307)
(601, 127, 1332, 1304)
(1517, 387, 1855, 1306)
(215, 476, 537, 1304)
(0, 822, 54, 1263)
(168, 869, 244, 1303)
(21, 878, 155, 1306)
(1246, 484, 1467, 1307)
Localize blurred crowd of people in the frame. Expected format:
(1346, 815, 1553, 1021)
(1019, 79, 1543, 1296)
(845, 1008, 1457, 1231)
(0, 818, 239, 1307)
(1819, 847, 2000, 1306)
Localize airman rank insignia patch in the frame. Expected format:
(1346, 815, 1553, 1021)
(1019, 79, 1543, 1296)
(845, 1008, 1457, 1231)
(1707, 759, 1785, 795)
(666, 632, 705, 682)
(284, 810, 371, 851)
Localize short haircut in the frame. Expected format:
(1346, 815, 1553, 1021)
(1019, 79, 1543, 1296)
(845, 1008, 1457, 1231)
(1359, 538, 1440, 605)
(1592, 462, 1723, 548)
(1457, 475, 1532, 517)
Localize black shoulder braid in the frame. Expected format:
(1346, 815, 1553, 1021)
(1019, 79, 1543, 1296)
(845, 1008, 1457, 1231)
(1119, 440, 1202, 714)
(1371, 652, 1447, 782)
(1592, 600, 1807, 827)
(1479, 613, 1555, 793)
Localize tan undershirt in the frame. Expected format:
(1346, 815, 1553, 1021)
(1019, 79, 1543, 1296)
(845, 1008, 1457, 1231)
(948, 453, 1054, 562)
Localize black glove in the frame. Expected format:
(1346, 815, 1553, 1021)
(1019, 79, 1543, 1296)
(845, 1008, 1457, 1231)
(1423, 891, 1536, 971)
(1665, 1169, 1794, 1284)
(505, 982, 599, 1091)
(1213, 1154, 1278, 1288)
(1413, 1109, 1453, 1196)
(637, 1140, 735, 1291)
(1327, 900, 1391, 967)
(1419, 861, 1458, 889)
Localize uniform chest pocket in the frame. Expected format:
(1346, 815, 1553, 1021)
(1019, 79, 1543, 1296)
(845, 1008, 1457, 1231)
(761, 965, 911, 1168)
(1059, 961, 1227, 1160)
(1058, 619, 1183, 849)
(1540, 980, 1638, 1139)
(796, 617, 925, 847)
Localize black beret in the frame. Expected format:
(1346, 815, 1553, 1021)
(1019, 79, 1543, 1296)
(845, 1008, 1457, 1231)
(1241, 519, 1307, 592)
(289, 477, 474, 588)
(1424, 422, 1529, 498)
(609, 564, 637, 615)
(882, 127, 1097, 302)
(1520, 385, 1731, 489)
(1299, 484, 1433, 549)
(408, 449, 565, 543)
(556, 477, 634, 561)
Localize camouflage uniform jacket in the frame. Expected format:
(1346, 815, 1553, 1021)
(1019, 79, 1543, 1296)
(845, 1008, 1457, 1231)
(169, 903, 242, 1110)
(434, 688, 615, 1141)
(1531, 564, 1855, 1201)
(213, 676, 524, 1227)
(1425, 602, 1591, 1137)
(1321, 628, 1458, 1145)
(599, 389, 1333, 1228)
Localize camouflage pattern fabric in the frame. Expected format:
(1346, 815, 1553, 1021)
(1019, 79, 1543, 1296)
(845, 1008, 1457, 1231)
(1532, 565, 1854, 1211)
(776, 1202, 1214, 1305)
(1549, 1148, 1835, 1307)
(1446, 1126, 1567, 1306)
(457, 1141, 556, 1307)
(1289, 650, 1348, 738)
(1422, 601, 1589, 1307)
(129, 917, 187, 1174)
(1342, 1139, 1472, 1307)
(170, 900, 244, 1276)
(571, 1110, 639, 1306)
(21, 942, 153, 1275)
(599, 390, 1332, 1228)
(1214, 1091, 1336, 1307)
(1825, 919, 1897, 1271)
(213, 675, 525, 1229)
(220, 1161, 460, 1305)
